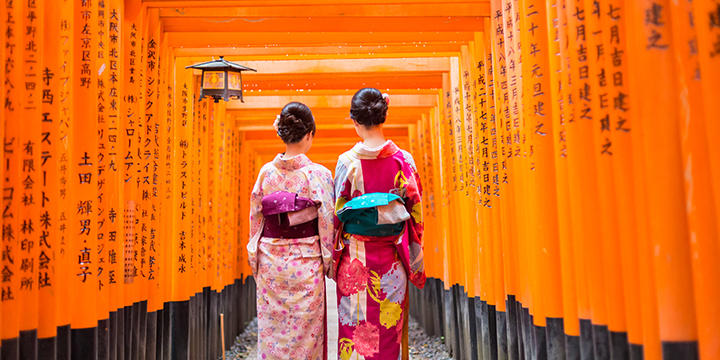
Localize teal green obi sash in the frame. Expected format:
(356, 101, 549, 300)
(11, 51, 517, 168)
(337, 193, 411, 237)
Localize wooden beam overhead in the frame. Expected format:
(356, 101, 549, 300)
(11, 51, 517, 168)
(158, 4, 489, 17)
(243, 127, 409, 140)
(230, 106, 432, 121)
(162, 17, 483, 33)
(238, 73, 444, 91)
(237, 118, 421, 129)
(172, 44, 461, 59)
(167, 31, 475, 47)
(240, 89, 439, 97)
(146, 0, 485, 7)
(186, 57, 450, 74)
(226, 94, 438, 109)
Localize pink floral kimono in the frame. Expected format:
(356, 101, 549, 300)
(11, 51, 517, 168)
(333, 140, 426, 360)
(248, 154, 335, 360)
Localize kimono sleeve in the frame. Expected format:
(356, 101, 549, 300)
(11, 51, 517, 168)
(333, 154, 353, 229)
(311, 166, 336, 278)
(247, 165, 268, 277)
(402, 151, 426, 289)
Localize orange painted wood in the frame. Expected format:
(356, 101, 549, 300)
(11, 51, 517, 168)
(439, 76, 456, 290)
(96, 0, 111, 322)
(629, 0, 698, 345)
(459, 45, 479, 298)
(499, 0, 519, 315)
(144, 7, 162, 312)
(549, 0, 580, 337)
(520, 0, 564, 322)
(157, 3, 489, 18)
(489, 7, 509, 309)
(166, 31, 475, 48)
(162, 16, 483, 33)
(669, 0, 720, 355)
(71, 0, 99, 330)
(171, 56, 194, 302)
(146, 0, 487, 7)
(56, 0, 75, 329)
(107, 0, 125, 315)
(668, 0, 720, 357)
(1, 0, 22, 341)
(121, 0, 144, 307)
(583, 0, 626, 334)
(603, 0, 644, 346)
(17, 0, 43, 334)
(39, 0, 60, 339)
(564, 0, 599, 327)
(693, 0, 720, 244)
(0, 0, 6, 336)
(174, 45, 460, 59)
(477, 27, 496, 308)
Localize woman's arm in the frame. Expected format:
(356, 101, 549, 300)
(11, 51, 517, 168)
(247, 167, 267, 276)
(402, 151, 427, 289)
(313, 167, 336, 278)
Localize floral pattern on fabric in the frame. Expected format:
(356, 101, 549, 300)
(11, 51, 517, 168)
(334, 140, 424, 360)
(338, 258, 370, 296)
(248, 153, 335, 360)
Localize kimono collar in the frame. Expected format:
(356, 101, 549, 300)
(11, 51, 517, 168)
(350, 140, 400, 160)
(272, 153, 313, 171)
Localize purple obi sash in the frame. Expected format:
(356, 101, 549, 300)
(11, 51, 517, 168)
(261, 191, 319, 239)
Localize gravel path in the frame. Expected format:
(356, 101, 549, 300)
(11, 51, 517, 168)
(222, 279, 451, 360)
(222, 316, 452, 360)
(407, 317, 453, 360)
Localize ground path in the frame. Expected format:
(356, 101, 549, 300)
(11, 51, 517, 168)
(225, 279, 451, 360)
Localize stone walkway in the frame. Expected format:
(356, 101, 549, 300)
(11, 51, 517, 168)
(225, 279, 451, 360)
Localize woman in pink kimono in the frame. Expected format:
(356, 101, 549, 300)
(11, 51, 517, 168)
(333, 88, 426, 360)
(248, 102, 335, 360)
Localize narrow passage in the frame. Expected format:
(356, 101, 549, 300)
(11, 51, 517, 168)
(222, 280, 451, 360)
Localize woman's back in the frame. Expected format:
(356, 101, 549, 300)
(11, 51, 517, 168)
(332, 87, 426, 360)
(247, 102, 334, 360)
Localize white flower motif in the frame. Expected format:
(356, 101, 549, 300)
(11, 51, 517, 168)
(382, 93, 390, 105)
(273, 115, 280, 135)
(380, 262, 407, 303)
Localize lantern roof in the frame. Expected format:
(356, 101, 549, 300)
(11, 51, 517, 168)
(185, 56, 257, 72)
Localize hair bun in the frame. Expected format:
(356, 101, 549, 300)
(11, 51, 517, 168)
(277, 102, 316, 144)
(350, 88, 388, 127)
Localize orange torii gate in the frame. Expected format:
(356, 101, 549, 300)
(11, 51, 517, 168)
(0, 1, 719, 360)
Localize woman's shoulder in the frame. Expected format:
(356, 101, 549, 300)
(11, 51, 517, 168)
(396, 148, 418, 171)
(305, 162, 332, 177)
(258, 161, 276, 175)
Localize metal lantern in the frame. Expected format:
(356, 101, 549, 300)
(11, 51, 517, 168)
(185, 56, 257, 103)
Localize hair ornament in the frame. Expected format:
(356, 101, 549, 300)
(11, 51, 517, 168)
(273, 115, 280, 136)
(382, 93, 390, 105)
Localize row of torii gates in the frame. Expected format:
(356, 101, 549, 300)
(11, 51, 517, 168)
(1, 0, 719, 359)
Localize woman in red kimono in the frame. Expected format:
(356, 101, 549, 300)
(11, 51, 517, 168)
(333, 88, 426, 360)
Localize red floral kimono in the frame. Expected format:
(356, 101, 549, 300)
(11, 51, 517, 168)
(333, 140, 426, 360)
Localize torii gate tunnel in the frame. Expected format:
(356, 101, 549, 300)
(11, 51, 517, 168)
(1, 0, 719, 359)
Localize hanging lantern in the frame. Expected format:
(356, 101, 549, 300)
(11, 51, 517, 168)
(185, 56, 257, 103)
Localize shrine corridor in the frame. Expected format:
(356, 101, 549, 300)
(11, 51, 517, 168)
(1, 0, 720, 359)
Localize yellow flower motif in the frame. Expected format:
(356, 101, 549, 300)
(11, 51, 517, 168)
(395, 171, 409, 189)
(379, 298, 403, 329)
(339, 338, 355, 360)
(411, 202, 423, 223)
(367, 271, 382, 303)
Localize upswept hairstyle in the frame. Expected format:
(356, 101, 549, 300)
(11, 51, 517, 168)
(349, 88, 388, 127)
(277, 102, 316, 144)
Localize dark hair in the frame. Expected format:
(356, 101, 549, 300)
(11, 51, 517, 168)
(277, 102, 316, 144)
(349, 88, 388, 127)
